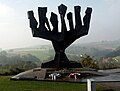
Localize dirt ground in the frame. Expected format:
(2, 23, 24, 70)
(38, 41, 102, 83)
(100, 82, 120, 91)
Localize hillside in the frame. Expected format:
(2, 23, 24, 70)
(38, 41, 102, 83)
(4, 39, 120, 62)
(0, 39, 120, 72)
(105, 46, 120, 57)
(77, 39, 120, 50)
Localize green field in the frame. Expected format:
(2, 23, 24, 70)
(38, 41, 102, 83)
(12, 48, 54, 62)
(0, 76, 106, 91)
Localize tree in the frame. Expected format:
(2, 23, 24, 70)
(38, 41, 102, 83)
(80, 54, 98, 69)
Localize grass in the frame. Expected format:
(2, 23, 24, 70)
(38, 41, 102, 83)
(0, 76, 106, 91)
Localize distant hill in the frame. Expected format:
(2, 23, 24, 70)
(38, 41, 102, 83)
(66, 39, 120, 59)
(0, 48, 2, 52)
(105, 46, 120, 57)
(5, 39, 120, 61)
(76, 39, 120, 50)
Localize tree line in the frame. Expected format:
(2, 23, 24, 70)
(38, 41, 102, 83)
(0, 51, 41, 75)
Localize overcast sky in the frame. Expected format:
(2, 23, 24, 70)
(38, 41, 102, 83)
(0, 0, 120, 49)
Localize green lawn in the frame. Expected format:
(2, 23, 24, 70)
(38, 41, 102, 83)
(0, 76, 105, 91)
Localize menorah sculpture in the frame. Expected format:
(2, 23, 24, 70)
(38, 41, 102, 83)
(28, 4, 92, 68)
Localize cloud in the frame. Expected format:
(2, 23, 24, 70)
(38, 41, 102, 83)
(0, 2, 18, 26)
(0, 3, 15, 16)
(0, 3, 19, 49)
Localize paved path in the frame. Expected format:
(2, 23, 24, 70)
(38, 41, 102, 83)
(100, 82, 120, 91)
(90, 69, 120, 91)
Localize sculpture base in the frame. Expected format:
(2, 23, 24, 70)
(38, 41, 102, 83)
(11, 67, 102, 82)
(41, 60, 82, 68)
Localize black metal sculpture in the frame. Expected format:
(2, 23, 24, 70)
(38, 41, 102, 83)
(28, 4, 92, 68)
